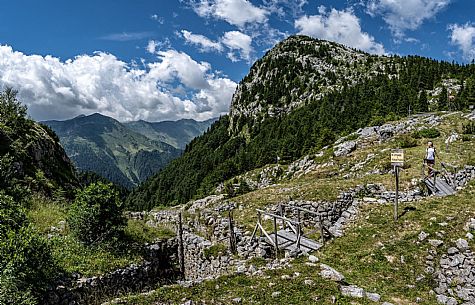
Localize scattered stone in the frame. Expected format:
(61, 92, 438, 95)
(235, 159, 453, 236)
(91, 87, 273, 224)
(418, 231, 429, 241)
(272, 291, 281, 298)
(320, 264, 345, 282)
(340, 285, 365, 298)
(455, 238, 469, 251)
(466, 232, 474, 240)
(232, 297, 242, 303)
(308, 255, 319, 263)
(365, 292, 381, 302)
(429, 239, 444, 247)
(304, 279, 314, 286)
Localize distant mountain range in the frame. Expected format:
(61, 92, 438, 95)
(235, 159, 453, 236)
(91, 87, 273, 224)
(44, 114, 216, 189)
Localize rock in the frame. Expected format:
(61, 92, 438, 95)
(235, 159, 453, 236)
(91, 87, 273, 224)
(466, 232, 474, 240)
(447, 247, 459, 255)
(381, 303, 394, 305)
(456, 239, 469, 251)
(304, 279, 314, 286)
(333, 140, 357, 157)
(320, 264, 345, 282)
(308, 255, 319, 263)
(429, 239, 444, 247)
(236, 265, 246, 274)
(232, 297, 242, 303)
(271, 291, 281, 298)
(418, 231, 429, 241)
(340, 285, 365, 298)
(365, 292, 381, 302)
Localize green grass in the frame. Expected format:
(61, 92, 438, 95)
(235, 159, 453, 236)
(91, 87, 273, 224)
(27, 197, 176, 277)
(125, 219, 176, 243)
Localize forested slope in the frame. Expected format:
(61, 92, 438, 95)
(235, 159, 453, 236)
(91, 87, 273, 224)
(126, 35, 475, 210)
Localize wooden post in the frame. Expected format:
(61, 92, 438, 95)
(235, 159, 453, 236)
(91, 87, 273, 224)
(178, 212, 185, 277)
(319, 215, 325, 245)
(273, 216, 279, 255)
(258, 211, 262, 239)
(433, 171, 437, 194)
(228, 210, 237, 254)
(394, 166, 399, 221)
(279, 204, 286, 230)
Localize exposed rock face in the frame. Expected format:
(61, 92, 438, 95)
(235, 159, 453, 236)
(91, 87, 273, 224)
(333, 140, 357, 157)
(1, 121, 78, 193)
(228, 35, 396, 134)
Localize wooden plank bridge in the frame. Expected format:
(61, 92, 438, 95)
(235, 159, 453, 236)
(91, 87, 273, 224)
(423, 162, 456, 196)
(251, 204, 333, 254)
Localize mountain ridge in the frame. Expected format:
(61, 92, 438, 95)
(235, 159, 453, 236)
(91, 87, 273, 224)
(43, 113, 216, 189)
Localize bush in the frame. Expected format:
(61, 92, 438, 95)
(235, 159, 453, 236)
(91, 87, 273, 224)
(412, 128, 440, 139)
(369, 115, 385, 126)
(462, 134, 473, 142)
(0, 193, 57, 304)
(68, 182, 126, 246)
(397, 135, 418, 148)
(463, 122, 475, 134)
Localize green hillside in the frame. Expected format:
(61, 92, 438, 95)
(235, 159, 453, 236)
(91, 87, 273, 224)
(44, 113, 182, 189)
(124, 118, 217, 149)
(126, 35, 475, 210)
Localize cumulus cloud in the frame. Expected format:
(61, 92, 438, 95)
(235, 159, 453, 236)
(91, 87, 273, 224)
(221, 31, 253, 61)
(366, 0, 451, 39)
(190, 0, 268, 27)
(449, 23, 475, 61)
(181, 30, 223, 52)
(295, 7, 385, 55)
(0, 46, 237, 122)
(179, 29, 253, 62)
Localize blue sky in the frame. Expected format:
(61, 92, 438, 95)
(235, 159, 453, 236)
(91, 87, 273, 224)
(0, 0, 474, 122)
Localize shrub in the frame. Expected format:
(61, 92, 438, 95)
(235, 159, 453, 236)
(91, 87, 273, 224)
(413, 128, 441, 139)
(397, 135, 418, 148)
(463, 122, 475, 135)
(0, 193, 57, 304)
(68, 182, 126, 246)
(369, 115, 385, 126)
(462, 134, 473, 142)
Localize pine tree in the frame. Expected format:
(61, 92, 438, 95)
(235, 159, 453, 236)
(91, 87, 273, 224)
(418, 90, 429, 112)
(438, 87, 448, 110)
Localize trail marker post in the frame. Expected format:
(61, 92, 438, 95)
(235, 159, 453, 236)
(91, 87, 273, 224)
(391, 149, 404, 221)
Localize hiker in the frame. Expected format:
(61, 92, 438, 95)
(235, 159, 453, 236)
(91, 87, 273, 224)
(424, 141, 436, 176)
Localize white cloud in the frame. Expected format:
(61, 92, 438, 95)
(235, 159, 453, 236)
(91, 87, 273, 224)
(181, 30, 223, 52)
(263, 0, 307, 18)
(150, 14, 165, 24)
(0, 46, 237, 122)
(295, 7, 385, 55)
(221, 31, 253, 61)
(190, 0, 268, 27)
(99, 32, 153, 41)
(449, 23, 475, 61)
(147, 40, 159, 54)
(366, 0, 451, 39)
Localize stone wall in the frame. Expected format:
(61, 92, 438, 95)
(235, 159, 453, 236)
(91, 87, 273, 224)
(181, 232, 236, 281)
(45, 239, 179, 305)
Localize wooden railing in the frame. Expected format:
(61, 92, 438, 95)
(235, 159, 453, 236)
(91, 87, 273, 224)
(250, 203, 334, 255)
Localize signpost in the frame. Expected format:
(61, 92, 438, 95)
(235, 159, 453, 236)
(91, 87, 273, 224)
(391, 149, 404, 221)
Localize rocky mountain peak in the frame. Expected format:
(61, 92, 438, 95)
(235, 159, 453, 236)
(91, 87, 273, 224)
(228, 35, 395, 134)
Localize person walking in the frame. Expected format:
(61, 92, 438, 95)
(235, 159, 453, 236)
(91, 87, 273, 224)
(425, 141, 436, 176)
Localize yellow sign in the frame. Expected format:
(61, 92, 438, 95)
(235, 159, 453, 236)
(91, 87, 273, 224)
(391, 149, 404, 166)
